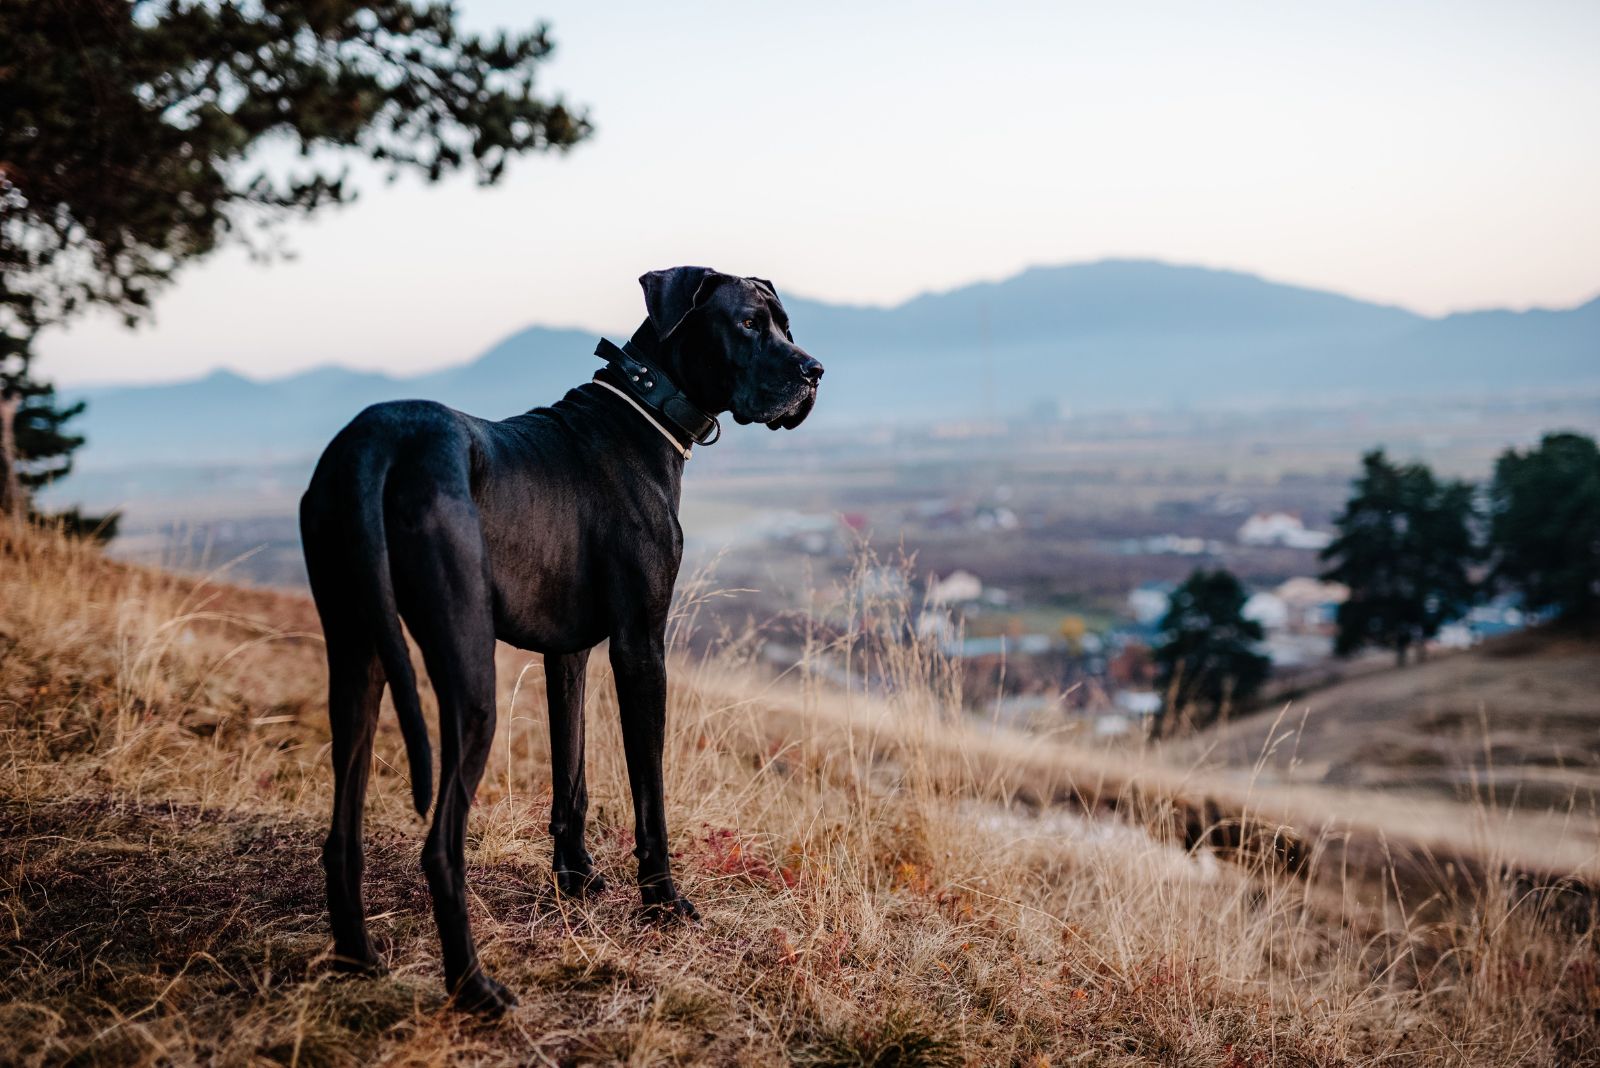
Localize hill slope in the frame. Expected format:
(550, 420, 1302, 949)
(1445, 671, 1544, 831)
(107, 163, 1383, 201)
(63, 260, 1600, 469)
(1183, 630, 1600, 811)
(2, 522, 1598, 1065)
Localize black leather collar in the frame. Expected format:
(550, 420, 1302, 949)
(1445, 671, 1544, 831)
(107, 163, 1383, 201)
(593, 338, 721, 448)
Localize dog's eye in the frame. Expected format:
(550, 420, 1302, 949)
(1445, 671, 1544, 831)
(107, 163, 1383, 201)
(741, 318, 755, 330)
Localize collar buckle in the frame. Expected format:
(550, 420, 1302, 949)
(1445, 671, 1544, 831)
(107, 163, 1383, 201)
(593, 338, 721, 448)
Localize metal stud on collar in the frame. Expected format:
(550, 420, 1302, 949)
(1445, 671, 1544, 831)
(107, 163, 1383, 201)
(593, 336, 720, 450)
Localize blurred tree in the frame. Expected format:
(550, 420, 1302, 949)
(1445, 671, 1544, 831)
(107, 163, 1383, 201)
(1320, 449, 1477, 665)
(0, 0, 591, 516)
(1151, 568, 1270, 736)
(1488, 432, 1600, 622)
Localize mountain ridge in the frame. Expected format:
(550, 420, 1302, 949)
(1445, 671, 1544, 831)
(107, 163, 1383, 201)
(59, 259, 1600, 469)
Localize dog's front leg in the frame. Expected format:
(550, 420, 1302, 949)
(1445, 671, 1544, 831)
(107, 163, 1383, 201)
(609, 629, 698, 922)
(545, 649, 605, 897)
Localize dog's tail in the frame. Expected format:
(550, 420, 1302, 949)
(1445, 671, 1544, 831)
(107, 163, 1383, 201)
(357, 463, 433, 819)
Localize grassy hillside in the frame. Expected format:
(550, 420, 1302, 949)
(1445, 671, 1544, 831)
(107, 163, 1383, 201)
(1189, 632, 1600, 811)
(2, 521, 1598, 1066)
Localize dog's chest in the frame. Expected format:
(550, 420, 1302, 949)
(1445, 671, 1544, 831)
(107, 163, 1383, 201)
(478, 467, 681, 653)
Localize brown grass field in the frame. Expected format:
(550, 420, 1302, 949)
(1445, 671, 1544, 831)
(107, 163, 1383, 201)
(2, 519, 1599, 1066)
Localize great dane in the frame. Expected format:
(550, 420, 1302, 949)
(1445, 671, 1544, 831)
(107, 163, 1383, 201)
(299, 267, 822, 1014)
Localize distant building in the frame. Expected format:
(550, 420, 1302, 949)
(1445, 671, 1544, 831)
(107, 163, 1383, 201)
(1429, 598, 1534, 651)
(1237, 512, 1333, 551)
(1114, 690, 1162, 716)
(1128, 581, 1173, 625)
(1243, 592, 1290, 630)
(927, 569, 984, 605)
(1464, 597, 1532, 640)
(1108, 641, 1154, 688)
(1272, 577, 1348, 632)
(1240, 578, 1348, 644)
(1118, 534, 1212, 556)
(1274, 576, 1347, 607)
(974, 506, 1019, 532)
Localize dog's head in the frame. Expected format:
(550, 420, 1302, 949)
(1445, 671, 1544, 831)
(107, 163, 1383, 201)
(640, 266, 822, 430)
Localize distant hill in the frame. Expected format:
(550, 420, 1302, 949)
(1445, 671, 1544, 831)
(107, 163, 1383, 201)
(783, 260, 1597, 416)
(63, 260, 1600, 468)
(69, 326, 595, 467)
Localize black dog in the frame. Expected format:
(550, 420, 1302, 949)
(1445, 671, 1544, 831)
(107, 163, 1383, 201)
(299, 267, 821, 1014)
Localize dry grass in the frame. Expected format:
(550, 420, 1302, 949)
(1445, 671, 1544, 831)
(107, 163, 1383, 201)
(2, 518, 1598, 1067)
(1186, 630, 1600, 815)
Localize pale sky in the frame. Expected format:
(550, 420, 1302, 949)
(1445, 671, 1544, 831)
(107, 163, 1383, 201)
(37, 0, 1600, 386)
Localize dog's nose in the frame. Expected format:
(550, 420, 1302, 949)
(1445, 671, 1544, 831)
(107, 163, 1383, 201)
(799, 356, 824, 382)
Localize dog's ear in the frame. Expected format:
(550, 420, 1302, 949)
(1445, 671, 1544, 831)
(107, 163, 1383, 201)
(766, 387, 816, 431)
(639, 266, 734, 339)
(749, 276, 793, 341)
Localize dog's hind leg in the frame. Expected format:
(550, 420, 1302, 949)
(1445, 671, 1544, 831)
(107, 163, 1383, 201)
(391, 493, 515, 1015)
(304, 490, 388, 976)
(546, 650, 605, 897)
(321, 634, 386, 974)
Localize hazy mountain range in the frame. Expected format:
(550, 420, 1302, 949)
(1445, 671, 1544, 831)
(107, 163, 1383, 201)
(64, 259, 1600, 469)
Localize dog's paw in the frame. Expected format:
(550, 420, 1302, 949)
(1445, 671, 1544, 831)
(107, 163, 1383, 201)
(450, 969, 517, 1017)
(640, 892, 701, 925)
(554, 865, 608, 899)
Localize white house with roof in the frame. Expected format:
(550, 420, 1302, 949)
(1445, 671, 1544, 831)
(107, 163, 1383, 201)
(1237, 512, 1333, 551)
(1128, 581, 1173, 625)
(1273, 577, 1348, 631)
(1243, 591, 1290, 630)
(927, 569, 983, 605)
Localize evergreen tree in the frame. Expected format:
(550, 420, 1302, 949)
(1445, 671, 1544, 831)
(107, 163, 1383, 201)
(1488, 432, 1600, 622)
(0, 326, 70, 515)
(5, 362, 84, 492)
(1320, 449, 1477, 665)
(1151, 568, 1271, 736)
(0, 335, 117, 536)
(0, 0, 592, 515)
